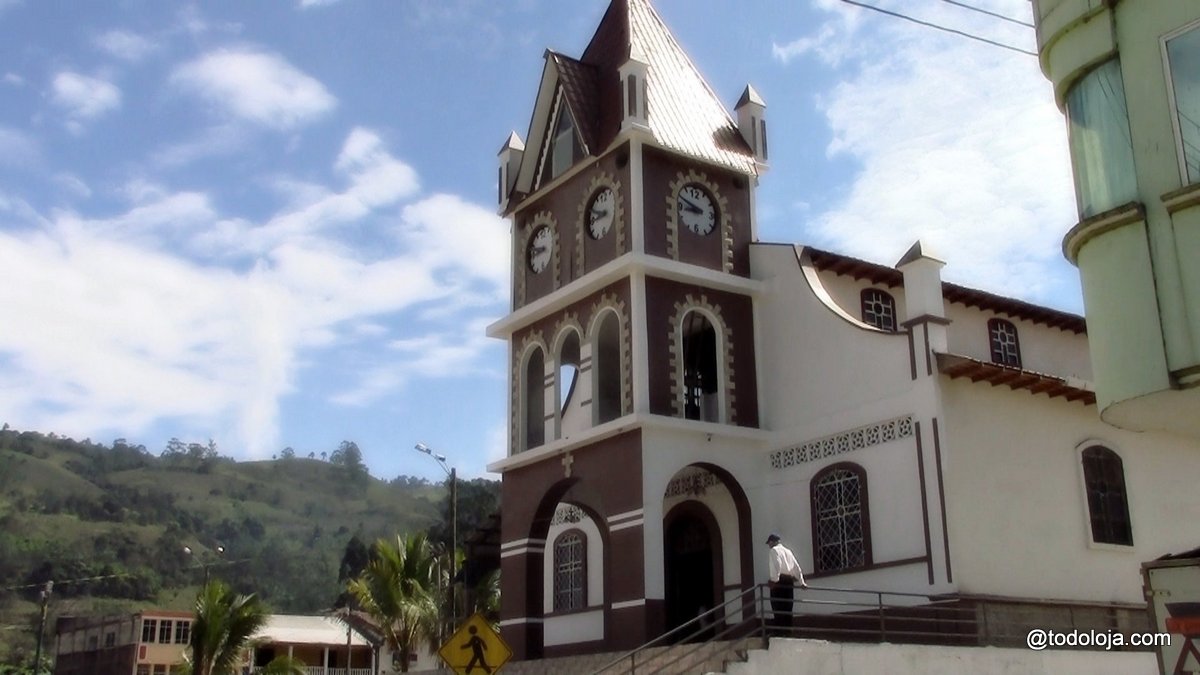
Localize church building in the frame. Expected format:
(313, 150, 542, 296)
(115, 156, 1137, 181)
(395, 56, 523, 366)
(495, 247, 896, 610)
(486, 0, 1200, 661)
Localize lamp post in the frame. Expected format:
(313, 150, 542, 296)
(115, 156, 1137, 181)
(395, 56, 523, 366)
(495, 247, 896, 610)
(415, 442, 457, 632)
(183, 544, 226, 584)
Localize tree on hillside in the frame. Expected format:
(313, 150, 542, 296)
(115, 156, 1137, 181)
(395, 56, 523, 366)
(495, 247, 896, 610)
(330, 440, 369, 486)
(427, 478, 499, 552)
(346, 533, 443, 673)
(187, 580, 268, 675)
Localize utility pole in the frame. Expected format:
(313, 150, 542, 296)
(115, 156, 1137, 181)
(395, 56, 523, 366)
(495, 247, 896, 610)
(32, 580, 52, 674)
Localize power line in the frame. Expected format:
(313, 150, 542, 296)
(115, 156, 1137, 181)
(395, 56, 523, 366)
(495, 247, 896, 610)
(1, 571, 139, 593)
(839, 0, 1038, 57)
(936, 0, 1034, 28)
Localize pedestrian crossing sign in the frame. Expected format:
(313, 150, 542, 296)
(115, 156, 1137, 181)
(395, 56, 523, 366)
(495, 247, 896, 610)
(438, 613, 512, 674)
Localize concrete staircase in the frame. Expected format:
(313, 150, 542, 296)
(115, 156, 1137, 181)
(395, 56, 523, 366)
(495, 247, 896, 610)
(412, 637, 766, 675)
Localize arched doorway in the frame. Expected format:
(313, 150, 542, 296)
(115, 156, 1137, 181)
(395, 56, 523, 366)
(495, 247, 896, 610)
(663, 502, 722, 637)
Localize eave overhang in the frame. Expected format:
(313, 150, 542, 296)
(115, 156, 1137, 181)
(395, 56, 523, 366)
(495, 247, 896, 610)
(936, 352, 1096, 405)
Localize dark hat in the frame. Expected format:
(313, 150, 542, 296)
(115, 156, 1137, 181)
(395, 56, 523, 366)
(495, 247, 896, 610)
(765, 533, 781, 544)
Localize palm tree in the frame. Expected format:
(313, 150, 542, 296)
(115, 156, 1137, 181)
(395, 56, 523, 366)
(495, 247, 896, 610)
(187, 580, 269, 675)
(347, 532, 443, 673)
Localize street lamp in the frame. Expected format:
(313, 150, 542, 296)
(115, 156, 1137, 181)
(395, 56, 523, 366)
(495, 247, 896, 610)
(415, 443, 457, 631)
(183, 544, 226, 584)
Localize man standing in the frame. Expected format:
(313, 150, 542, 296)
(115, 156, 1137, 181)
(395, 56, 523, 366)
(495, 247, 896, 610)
(766, 533, 806, 634)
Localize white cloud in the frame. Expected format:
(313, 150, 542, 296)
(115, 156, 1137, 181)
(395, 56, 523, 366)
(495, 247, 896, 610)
(399, 193, 510, 295)
(778, 1, 1078, 306)
(51, 71, 121, 130)
(171, 48, 336, 131)
(3, 73, 23, 86)
(94, 30, 159, 62)
(0, 125, 509, 457)
(298, 0, 343, 7)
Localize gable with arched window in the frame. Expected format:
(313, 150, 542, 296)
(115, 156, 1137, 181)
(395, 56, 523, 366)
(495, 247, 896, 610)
(552, 529, 587, 612)
(1081, 445, 1132, 546)
(988, 318, 1022, 367)
(860, 288, 897, 331)
(811, 463, 871, 573)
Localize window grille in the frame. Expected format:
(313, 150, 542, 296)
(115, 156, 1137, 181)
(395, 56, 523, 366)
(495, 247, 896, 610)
(553, 531, 586, 612)
(1082, 446, 1133, 545)
(860, 289, 897, 331)
(681, 312, 718, 422)
(812, 466, 869, 572)
(988, 319, 1021, 367)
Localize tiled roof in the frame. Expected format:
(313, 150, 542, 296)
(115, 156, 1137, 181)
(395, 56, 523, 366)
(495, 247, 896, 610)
(577, 0, 756, 174)
(548, 52, 601, 155)
(936, 353, 1096, 405)
(804, 246, 1087, 334)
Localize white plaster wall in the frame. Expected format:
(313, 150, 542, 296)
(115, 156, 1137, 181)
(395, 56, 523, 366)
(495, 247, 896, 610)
(943, 302, 1092, 380)
(721, 639, 1155, 675)
(809, 261, 1092, 381)
(639, 424, 765, 602)
(941, 378, 1200, 603)
(767, 437, 928, 574)
(662, 468, 742, 595)
(543, 610, 604, 647)
(750, 247, 923, 444)
(543, 505, 604, 611)
(816, 271, 908, 330)
(542, 504, 605, 646)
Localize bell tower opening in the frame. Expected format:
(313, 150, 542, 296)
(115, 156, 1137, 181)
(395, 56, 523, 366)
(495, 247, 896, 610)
(682, 311, 719, 422)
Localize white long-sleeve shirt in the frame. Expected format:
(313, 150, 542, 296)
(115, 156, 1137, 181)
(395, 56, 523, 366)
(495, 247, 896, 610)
(768, 543, 805, 584)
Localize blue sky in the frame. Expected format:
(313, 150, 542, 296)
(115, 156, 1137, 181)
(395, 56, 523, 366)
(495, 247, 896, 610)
(0, 0, 1075, 482)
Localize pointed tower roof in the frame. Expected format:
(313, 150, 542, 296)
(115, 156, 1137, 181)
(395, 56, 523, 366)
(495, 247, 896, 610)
(578, 0, 755, 174)
(510, 0, 756, 200)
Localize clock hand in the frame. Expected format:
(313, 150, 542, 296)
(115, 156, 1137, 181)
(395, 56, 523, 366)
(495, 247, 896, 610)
(590, 208, 609, 220)
(680, 197, 703, 214)
(532, 246, 547, 255)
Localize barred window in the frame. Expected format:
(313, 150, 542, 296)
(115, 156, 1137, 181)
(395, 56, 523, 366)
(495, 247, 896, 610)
(1082, 446, 1133, 546)
(811, 464, 870, 573)
(988, 319, 1021, 367)
(552, 530, 586, 612)
(860, 289, 897, 331)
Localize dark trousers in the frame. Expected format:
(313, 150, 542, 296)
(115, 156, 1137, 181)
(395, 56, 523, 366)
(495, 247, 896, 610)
(770, 576, 796, 633)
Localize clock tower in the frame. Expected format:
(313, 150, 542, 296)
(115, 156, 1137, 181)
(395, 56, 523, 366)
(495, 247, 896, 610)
(488, 0, 768, 658)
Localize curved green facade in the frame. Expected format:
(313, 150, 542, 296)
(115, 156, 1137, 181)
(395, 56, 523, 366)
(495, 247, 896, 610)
(1035, 0, 1200, 436)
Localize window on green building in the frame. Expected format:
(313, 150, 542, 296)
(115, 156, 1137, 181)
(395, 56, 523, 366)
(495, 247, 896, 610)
(1166, 24, 1200, 184)
(1066, 59, 1138, 218)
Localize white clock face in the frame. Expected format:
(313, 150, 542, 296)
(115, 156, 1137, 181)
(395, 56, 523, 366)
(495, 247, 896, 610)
(528, 225, 553, 273)
(678, 184, 716, 235)
(588, 187, 615, 239)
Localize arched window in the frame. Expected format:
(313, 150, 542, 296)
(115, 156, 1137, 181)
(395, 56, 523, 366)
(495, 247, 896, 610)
(558, 331, 580, 413)
(552, 530, 586, 612)
(594, 311, 622, 424)
(523, 347, 545, 451)
(811, 464, 870, 573)
(681, 311, 719, 422)
(1081, 446, 1132, 545)
(988, 318, 1021, 367)
(860, 288, 897, 331)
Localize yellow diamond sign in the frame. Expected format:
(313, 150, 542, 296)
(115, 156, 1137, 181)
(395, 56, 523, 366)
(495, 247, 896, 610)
(438, 613, 512, 674)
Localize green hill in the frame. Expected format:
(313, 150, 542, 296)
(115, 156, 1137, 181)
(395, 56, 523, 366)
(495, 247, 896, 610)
(0, 427, 497, 666)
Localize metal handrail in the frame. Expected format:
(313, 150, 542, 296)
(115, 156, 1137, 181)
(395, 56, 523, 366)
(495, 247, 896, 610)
(588, 583, 1152, 674)
(591, 585, 763, 674)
